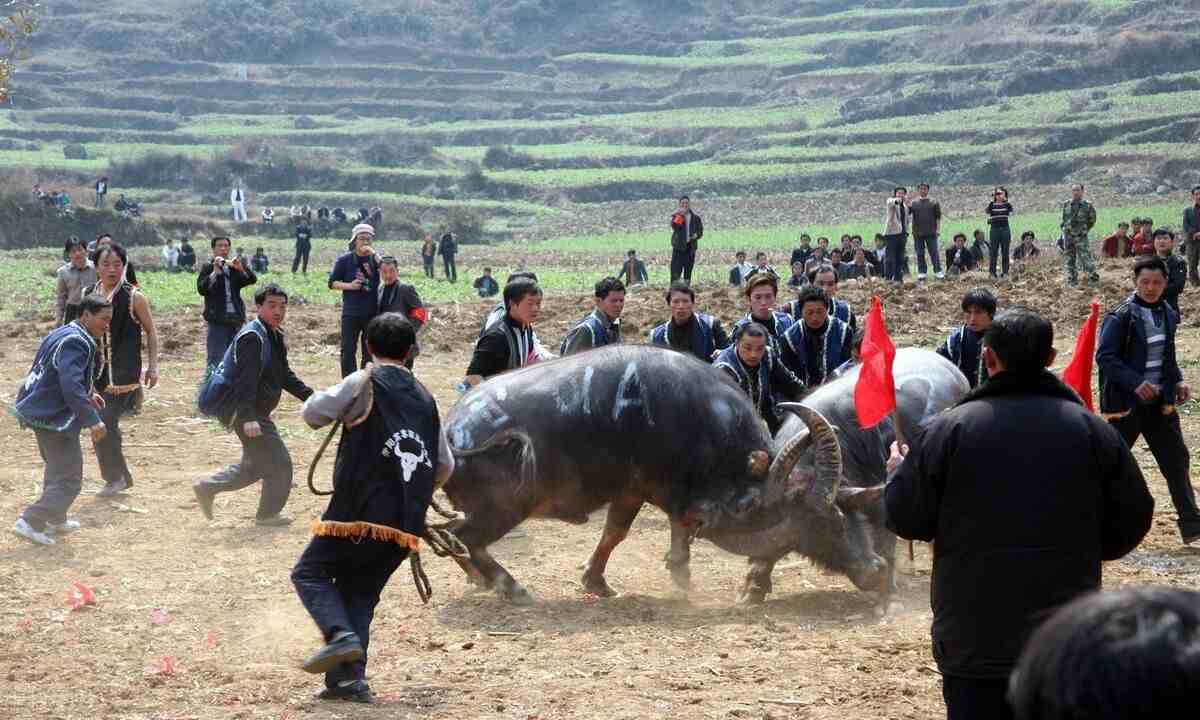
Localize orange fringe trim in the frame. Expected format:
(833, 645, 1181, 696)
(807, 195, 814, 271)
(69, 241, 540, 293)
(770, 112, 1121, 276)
(311, 520, 421, 550)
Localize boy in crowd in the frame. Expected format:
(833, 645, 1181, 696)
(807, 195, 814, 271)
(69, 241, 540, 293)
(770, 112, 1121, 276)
(804, 245, 828, 276)
(56, 237, 97, 326)
(1103, 222, 1133, 258)
(293, 314, 453, 704)
(779, 285, 853, 388)
(1153, 228, 1186, 312)
(786, 261, 806, 289)
(789, 235, 813, 269)
(945, 233, 976, 275)
(970, 229, 989, 266)
(617, 249, 648, 286)
(649, 281, 729, 363)
(936, 288, 996, 389)
(198, 236, 258, 369)
(1098, 256, 1200, 545)
(12, 295, 111, 545)
(866, 234, 886, 275)
(1013, 231, 1041, 262)
(714, 323, 805, 435)
(560, 277, 624, 355)
(329, 224, 382, 377)
(466, 278, 546, 385)
(731, 273, 795, 358)
(785, 265, 857, 333)
(828, 248, 844, 276)
(749, 251, 775, 279)
(377, 256, 428, 370)
(473, 267, 500, 298)
(840, 248, 873, 280)
(251, 247, 269, 274)
(293, 221, 313, 274)
(729, 251, 754, 286)
(193, 283, 313, 526)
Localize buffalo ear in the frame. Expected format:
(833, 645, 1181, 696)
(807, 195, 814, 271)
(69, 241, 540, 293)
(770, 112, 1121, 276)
(834, 484, 885, 513)
(747, 450, 769, 477)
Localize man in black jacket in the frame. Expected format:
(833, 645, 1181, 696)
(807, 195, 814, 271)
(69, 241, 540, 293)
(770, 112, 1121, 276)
(439, 231, 458, 283)
(1183, 185, 1200, 286)
(197, 236, 258, 369)
(669, 195, 702, 283)
(293, 222, 314, 274)
(193, 284, 313, 526)
(886, 309, 1153, 720)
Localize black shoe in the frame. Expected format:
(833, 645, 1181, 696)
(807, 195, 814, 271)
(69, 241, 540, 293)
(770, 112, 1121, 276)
(302, 633, 364, 674)
(1181, 524, 1200, 546)
(193, 485, 214, 521)
(316, 679, 373, 703)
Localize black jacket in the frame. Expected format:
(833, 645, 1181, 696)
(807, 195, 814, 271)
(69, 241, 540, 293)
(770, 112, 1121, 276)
(231, 325, 312, 423)
(670, 211, 702, 252)
(197, 261, 257, 324)
(439, 234, 457, 258)
(885, 371, 1153, 679)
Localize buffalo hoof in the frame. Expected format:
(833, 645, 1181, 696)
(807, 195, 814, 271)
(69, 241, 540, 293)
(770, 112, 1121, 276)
(581, 573, 618, 598)
(736, 588, 767, 605)
(497, 578, 534, 605)
(669, 565, 692, 592)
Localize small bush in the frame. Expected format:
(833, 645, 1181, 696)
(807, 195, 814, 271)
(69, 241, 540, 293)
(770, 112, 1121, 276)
(482, 145, 537, 170)
(63, 143, 88, 160)
(461, 165, 490, 194)
(294, 115, 318, 130)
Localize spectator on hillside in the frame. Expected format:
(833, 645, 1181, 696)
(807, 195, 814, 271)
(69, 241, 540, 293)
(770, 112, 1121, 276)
(786, 261, 807, 289)
(971, 228, 990, 265)
(910, 182, 944, 280)
(230, 184, 248, 223)
(261, 207, 275, 224)
(946, 233, 976, 276)
(317, 206, 330, 222)
(790, 234, 813, 269)
(828, 248, 845, 277)
(984, 186, 1014, 278)
(617, 249, 648, 286)
(1013, 231, 1041, 262)
(1185, 186, 1200, 286)
(178, 238, 197, 272)
(748, 251, 775, 279)
(1103, 222, 1134, 258)
(439, 231, 458, 283)
(729, 250, 754, 286)
(882, 186, 911, 282)
(669, 195, 703, 283)
(161, 239, 180, 272)
(1131, 218, 1155, 256)
(251, 247, 270, 274)
(32, 183, 43, 201)
(804, 246, 829, 276)
(474, 267, 500, 298)
(55, 237, 97, 326)
(332, 207, 348, 224)
(292, 221, 313, 275)
(420, 235, 437, 279)
(56, 191, 72, 212)
(1153, 228, 1186, 313)
(840, 249, 873, 281)
(357, 208, 370, 223)
(94, 176, 108, 208)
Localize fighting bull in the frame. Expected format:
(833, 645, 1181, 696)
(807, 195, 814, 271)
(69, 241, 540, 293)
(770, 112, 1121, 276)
(442, 345, 782, 602)
(697, 348, 969, 607)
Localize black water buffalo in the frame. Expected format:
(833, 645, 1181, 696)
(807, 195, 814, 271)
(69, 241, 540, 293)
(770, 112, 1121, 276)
(442, 345, 787, 602)
(697, 348, 969, 607)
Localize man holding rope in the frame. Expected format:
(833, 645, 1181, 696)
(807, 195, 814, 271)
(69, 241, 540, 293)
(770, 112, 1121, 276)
(292, 313, 454, 704)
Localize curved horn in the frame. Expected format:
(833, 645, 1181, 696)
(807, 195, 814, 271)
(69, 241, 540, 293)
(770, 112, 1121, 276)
(776, 403, 843, 506)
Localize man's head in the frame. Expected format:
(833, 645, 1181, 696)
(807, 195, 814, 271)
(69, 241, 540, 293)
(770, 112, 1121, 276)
(1143, 218, 1155, 233)
(851, 234, 863, 249)
(366, 312, 417, 364)
(678, 195, 690, 212)
(627, 249, 637, 259)
(95, 233, 113, 247)
(974, 229, 985, 242)
(165, 239, 174, 248)
(666, 281, 695, 325)
(874, 233, 885, 249)
(1153, 227, 1175, 256)
(92, 242, 127, 286)
(1009, 587, 1200, 720)
(483, 266, 493, 277)
(504, 278, 543, 327)
(812, 265, 839, 297)
(840, 234, 852, 247)
(211, 236, 231, 257)
(593, 276, 626, 322)
(736, 323, 769, 369)
(351, 224, 375, 254)
(1071, 183, 1084, 201)
(797, 285, 829, 330)
(791, 261, 805, 278)
(917, 182, 930, 198)
(77, 294, 113, 339)
(254, 283, 289, 329)
(255, 246, 264, 255)
(982, 309, 1055, 377)
(379, 256, 399, 285)
(1021, 230, 1036, 245)
(829, 248, 843, 265)
(1117, 221, 1129, 236)
(1192, 185, 1200, 205)
(1134, 256, 1169, 304)
(994, 186, 1009, 202)
(893, 186, 907, 199)
(745, 273, 778, 320)
(754, 252, 768, 268)
(735, 250, 747, 263)
(962, 288, 997, 333)
(799, 234, 812, 247)
(953, 232, 967, 247)
(65, 237, 87, 267)
(817, 236, 829, 248)
(504, 270, 538, 285)
(853, 248, 867, 264)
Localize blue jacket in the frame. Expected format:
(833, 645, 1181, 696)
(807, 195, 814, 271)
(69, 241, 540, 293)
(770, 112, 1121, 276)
(714, 344, 805, 429)
(649, 313, 724, 362)
(12, 322, 102, 433)
(1096, 295, 1182, 418)
(732, 311, 795, 357)
(778, 317, 852, 387)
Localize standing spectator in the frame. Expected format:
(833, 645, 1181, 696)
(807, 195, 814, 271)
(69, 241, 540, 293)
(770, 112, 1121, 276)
(1185, 186, 1200, 286)
(790, 234, 813, 268)
(230, 184, 248, 223)
(1131, 218, 1155, 256)
(377, 256, 428, 370)
(728, 250, 753, 286)
(11, 294, 111, 546)
(473, 267, 500, 298)
(617, 249, 648, 286)
(198, 236, 258, 369)
(177, 238, 197, 272)
(1097, 256, 1200, 545)
(945, 233, 976, 275)
(669, 195, 703, 283)
(881, 187, 911, 282)
(1153, 228, 1187, 313)
(161, 239, 180, 272)
(251, 247, 270, 274)
(439, 231, 458, 283)
(329, 224, 382, 377)
(420, 235, 437, 279)
(94, 176, 108, 208)
(936, 288, 995, 389)
(560, 277, 625, 356)
(56, 237, 97, 326)
(887, 308, 1153, 720)
(292, 221, 313, 274)
(1060, 183, 1099, 287)
(1102, 222, 1133, 259)
(910, 182, 944, 280)
(985, 186, 1014, 278)
(261, 207, 275, 224)
(649, 281, 730, 363)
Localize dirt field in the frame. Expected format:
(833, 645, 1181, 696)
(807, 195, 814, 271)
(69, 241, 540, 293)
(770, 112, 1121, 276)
(2, 260, 1199, 720)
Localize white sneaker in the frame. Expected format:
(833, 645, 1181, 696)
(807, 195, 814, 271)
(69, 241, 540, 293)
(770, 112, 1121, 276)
(916, 273, 927, 281)
(13, 518, 56, 546)
(935, 271, 945, 280)
(46, 519, 81, 535)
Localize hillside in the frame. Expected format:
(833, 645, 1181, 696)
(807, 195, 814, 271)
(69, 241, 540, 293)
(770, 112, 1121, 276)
(2, 0, 1200, 241)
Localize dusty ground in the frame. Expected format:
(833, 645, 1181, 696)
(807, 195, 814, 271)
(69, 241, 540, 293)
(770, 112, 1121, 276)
(2, 257, 1199, 720)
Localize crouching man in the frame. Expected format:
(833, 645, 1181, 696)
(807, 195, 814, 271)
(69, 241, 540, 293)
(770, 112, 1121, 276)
(291, 313, 454, 704)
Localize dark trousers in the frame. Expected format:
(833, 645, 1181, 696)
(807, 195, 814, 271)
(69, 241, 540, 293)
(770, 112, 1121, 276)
(883, 233, 907, 281)
(63, 304, 82, 323)
(670, 249, 696, 283)
(22, 429, 84, 531)
(442, 255, 457, 282)
(1188, 239, 1200, 286)
(196, 417, 292, 518)
(942, 675, 1013, 720)
(206, 321, 238, 369)
(989, 225, 1012, 277)
(915, 234, 942, 275)
(1112, 405, 1200, 532)
(339, 315, 372, 378)
(291, 536, 408, 688)
(95, 390, 138, 488)
(422, 255, 434, 278)
(292, 241, 311, 274)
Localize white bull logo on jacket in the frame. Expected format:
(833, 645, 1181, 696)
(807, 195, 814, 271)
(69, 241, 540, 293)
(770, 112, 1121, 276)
(383, 429, 432, 483)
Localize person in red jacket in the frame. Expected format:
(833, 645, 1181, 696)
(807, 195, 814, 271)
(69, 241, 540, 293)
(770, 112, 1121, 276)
(1102, 222, 1133, 258)
(1131, 218, 1156, 256)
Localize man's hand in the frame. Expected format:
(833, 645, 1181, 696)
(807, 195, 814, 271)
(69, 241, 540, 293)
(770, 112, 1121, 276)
(1177, 382, 1192, 403)
(243, 421, 262, 438)
(1135, 382, 1160, 401)
(143, 368, 159, 389)
(347, 279, 364, 291)
(887, 441, 909, 474)
(89, 424, 107, 443)
(230, 257, 244, 272)
(91, 393, 105, 411)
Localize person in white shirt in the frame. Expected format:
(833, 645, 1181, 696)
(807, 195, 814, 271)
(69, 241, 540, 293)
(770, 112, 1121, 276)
(230, 185, 248, 223)
(161, 240, 180, 273)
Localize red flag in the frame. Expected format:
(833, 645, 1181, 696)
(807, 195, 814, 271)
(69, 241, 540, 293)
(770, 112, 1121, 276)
(1061, 301, 1100, 412)
(855, 296, 897, 429)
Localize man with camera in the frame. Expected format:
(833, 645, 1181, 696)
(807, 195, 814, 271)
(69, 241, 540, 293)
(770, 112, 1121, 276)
(198, 236, 259, 369)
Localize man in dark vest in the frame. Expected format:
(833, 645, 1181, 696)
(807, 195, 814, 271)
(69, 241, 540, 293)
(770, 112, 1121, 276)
(198, 236, 258, 369)
(560, 277, 624, 355)
(465, 278, 546, 385)
(293, 313, 453, 704)
(377, 256, 428, 369)
(293, 221, 314, 274)
(669, 195, 703, 283)
(714, 322, 805, 435)
(778, 285, 853, 387)
(649, 281, 730, 363)
(937, 288, 996, 389)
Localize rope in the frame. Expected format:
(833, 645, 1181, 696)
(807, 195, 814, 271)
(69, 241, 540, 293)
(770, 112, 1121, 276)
(306, 419, 341, 496)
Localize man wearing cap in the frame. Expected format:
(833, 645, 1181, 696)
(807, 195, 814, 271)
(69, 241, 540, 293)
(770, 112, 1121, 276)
(329, 224, 382, 377)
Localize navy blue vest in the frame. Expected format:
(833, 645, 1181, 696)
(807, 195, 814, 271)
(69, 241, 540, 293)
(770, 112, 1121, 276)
(780, 317, 850, 386)
(650, 313, 717, 361)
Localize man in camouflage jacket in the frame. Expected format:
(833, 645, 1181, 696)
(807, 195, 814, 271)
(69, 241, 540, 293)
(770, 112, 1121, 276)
(1061, 183, 1098, 287)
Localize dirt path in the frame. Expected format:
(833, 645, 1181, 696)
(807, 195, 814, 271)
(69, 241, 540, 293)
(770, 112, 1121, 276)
(2, 262, 1199, 719)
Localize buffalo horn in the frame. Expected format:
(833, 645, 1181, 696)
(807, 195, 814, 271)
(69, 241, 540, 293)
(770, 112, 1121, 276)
(775, 403, 843, 507)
